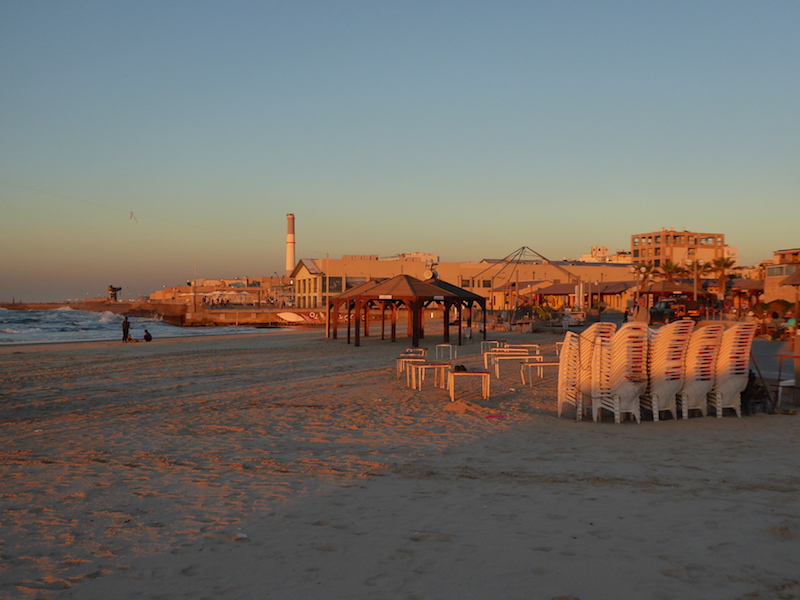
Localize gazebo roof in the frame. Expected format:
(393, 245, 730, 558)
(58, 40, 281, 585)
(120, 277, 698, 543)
(643, 281, 701, 295)
(334, 278, 385, 299)
(730, 278, 764, 291)
(781, 270, 800, 287)
(344, 274, 461, 300)
(428, 278, 485, 303)
(535, 281, 636, 296)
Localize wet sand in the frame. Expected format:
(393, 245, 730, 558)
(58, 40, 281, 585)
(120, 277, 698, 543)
(1, 329, 799, 599)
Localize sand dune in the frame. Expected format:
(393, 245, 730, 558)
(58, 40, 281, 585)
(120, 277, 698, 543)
(1, 329, 799, 599)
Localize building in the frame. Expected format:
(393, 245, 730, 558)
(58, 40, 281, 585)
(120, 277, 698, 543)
(763, 248, 800, 303)
(576, 246, 632, 264)
(631, 228, 737, 268)
(290, 253, 635, 311)
(149, 276, 293, 307)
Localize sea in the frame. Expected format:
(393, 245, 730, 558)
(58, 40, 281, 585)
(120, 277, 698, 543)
(0, 307, 270, 346)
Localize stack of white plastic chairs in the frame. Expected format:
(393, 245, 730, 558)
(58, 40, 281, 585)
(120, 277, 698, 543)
(557, 331, 582, 419)
(590, 322, 649, 423)
(676, 323, 725, 418)
(707, 323, 757, 417)
(575, 322, 617, 420)
(640, 320, 695, 421)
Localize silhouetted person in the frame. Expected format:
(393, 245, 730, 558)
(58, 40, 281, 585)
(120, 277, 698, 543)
(143, 330, 152, 342)
(122, 317, 130, 342)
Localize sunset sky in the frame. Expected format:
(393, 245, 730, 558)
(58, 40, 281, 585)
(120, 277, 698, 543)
(2, 1, 798, 302)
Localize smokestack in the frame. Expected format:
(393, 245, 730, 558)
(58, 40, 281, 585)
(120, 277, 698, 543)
(285, 213, 296, 275)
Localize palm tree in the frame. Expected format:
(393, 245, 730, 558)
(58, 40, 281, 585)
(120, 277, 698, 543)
(686, 260, 713, 302)
(710, 257, 737, 305)
(657, 260, 687, 283)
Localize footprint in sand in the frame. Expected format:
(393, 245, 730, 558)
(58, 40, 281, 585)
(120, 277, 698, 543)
(409, 532, 453, 542)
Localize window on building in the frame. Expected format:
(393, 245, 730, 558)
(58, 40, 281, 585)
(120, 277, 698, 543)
(633, 249, 639, 258)
(482, 280, 492, 288)
(654, 259, 661, 267)
(766, 266, 785, 277)
(675, 236, 684, 244)
(633, 237, 640, 246)
(655, 235, 661, 243)
(654, 247, 661, 256)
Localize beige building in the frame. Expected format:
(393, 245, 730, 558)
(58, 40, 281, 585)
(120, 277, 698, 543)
(290, 253, 634, 311)
(631, 228, 736, 268)
(149, 276, 292, 307)
(763, 248, 800, 303)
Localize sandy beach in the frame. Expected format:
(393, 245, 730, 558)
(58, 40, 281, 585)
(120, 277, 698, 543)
(1, 328, 799, 600)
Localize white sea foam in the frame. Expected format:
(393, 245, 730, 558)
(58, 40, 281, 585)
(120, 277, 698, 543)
(0, 308, 274, 345)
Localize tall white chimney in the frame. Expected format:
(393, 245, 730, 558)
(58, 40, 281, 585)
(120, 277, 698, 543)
(285, 213, 296, 275)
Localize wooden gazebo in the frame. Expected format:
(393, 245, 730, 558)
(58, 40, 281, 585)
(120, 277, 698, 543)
(326, 274, 487, 347)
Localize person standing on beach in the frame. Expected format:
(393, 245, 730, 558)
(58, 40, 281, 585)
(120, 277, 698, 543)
(631, 297, 650, 324)
(122, 317, 130, 342)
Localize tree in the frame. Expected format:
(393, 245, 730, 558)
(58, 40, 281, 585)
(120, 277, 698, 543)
(710, 257, 737, 304)
(657, 260, 687, 283)
(686, 260, 713, 301)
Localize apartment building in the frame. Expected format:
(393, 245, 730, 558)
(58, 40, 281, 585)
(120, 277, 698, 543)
(631, 228, 735, 267)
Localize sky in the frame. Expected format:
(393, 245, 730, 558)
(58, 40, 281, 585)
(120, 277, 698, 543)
(1, 1, 798, 302)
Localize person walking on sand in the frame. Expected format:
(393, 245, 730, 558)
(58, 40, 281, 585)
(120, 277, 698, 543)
(122, 317, 130, 342)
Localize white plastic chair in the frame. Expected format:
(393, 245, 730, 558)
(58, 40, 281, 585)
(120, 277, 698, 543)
(676, 324, 725, 418)
(640, 320, 694, 421)
(591, 323, 649, 423)
(557, 331, 582, 419)
(707, 323, 757, 417)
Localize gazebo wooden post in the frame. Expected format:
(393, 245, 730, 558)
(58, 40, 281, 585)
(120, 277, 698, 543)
(363, 300, 370, 338)
(380, 302, 386, 340)
(391, 302, 397, 342)
(420, 305, 425, 340)
(325, 298, 330, 338)
(411, 300, 421, 347)
(354, 298, 361, 347)
(346, 300, 352, 344)
(407, 300, 413, 338)
(457, 303, 463, 345)
(442, 301, 450, 343)
(330, 299, 337, 339)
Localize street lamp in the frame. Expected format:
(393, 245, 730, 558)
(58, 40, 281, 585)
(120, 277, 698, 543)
(630, 264, 649, 297)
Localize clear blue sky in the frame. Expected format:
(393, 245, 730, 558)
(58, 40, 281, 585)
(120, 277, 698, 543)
(2, 1, 798, 301)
